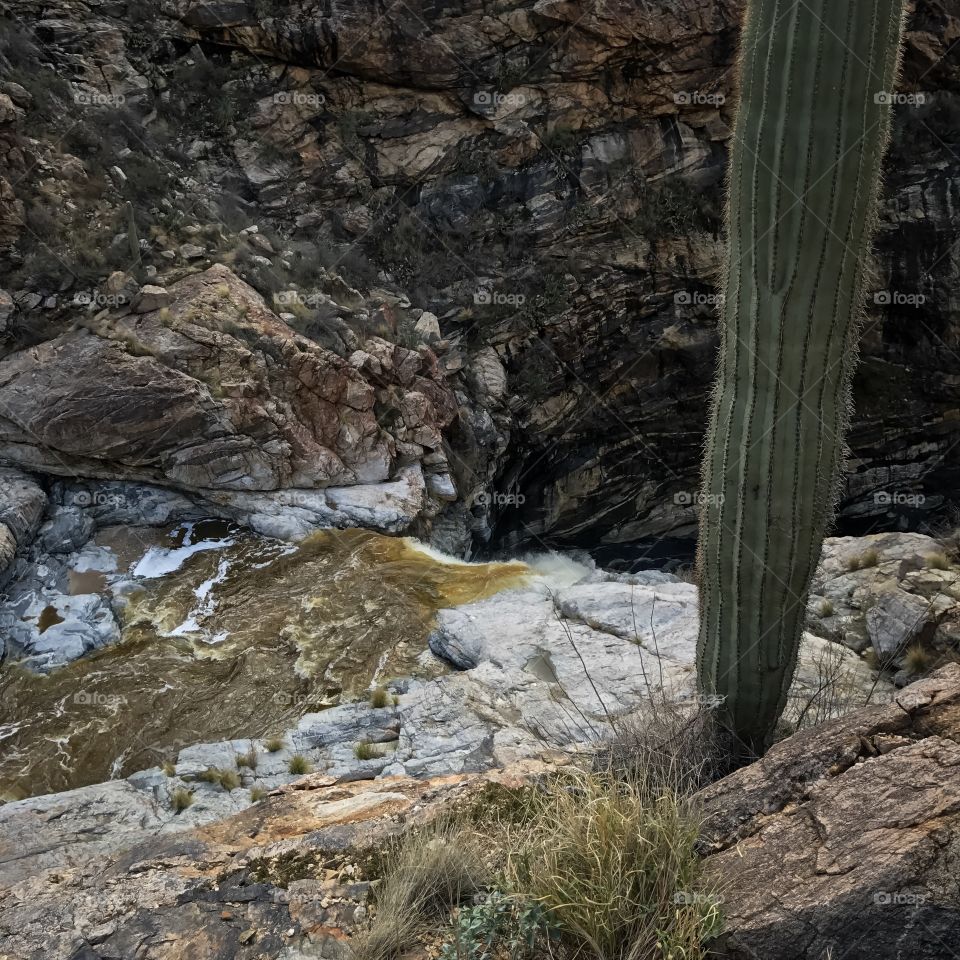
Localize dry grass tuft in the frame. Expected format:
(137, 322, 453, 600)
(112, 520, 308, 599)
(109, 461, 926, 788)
(501, 769, 721, 960)
(351, 822, 487, 960)
(602, 700, 727, 797)
(354, 741, 384, 761)
(288, 754, 311, 775)
(903, 644, 933, 675)
(848, 548, 879, 572)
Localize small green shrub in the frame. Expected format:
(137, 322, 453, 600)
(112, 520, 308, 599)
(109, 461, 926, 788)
(925, 552, 950, 571)
(161, 760, 176, 777)
(236, 747, 259, 770)
(264, 736, 285, 752)
(369, 686, 390, 709)
(288, 754, 311, 775)
(440, 892, 552, 960)
(250, 785, 269, 802)
(818, 599, 835, 618)
(171, 787, 194, 813)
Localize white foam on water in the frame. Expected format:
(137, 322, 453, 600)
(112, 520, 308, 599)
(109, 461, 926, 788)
(167, 555, 232, 641)
(401, 537, 489, 567)
(520, 551, 595, 590)
(132, 522, 234, 579)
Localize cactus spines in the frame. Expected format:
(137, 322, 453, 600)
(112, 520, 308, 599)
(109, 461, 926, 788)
(696, 0, 907, 755)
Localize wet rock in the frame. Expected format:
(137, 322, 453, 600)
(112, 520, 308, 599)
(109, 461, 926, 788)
(4, 592, 121, 672)
(34, 505, 95, 555)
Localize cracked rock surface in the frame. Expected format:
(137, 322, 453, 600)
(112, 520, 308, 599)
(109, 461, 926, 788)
(699, 665, 960, 960)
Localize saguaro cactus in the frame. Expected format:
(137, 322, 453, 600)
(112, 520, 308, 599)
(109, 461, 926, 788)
(697, 0, 907, 754)
(125, 201, 141, 274)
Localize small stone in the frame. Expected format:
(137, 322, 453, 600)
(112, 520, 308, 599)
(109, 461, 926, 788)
(134, 285, 172, 313)
(178, 242, 205, 260)
(413, 311, 441, 342)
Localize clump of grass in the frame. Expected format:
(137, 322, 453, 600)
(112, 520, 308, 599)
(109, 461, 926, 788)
(863, 647, 881, 670)
(218, 768, 241, 790)
(263, 736, 285, 752)
(501, 770, 722, 960)
(354, 741, 385, 761)
(161, 760, 176, 777)
(171, 787, 194, 813)
(369, 686, 390, 709)
(199, 767, 241, 790)
(236, 746, 259, 770)
(351, 822, 487, 960)
(817, 598, 835, 618)
(250, 785, 269, 802)
(288, 754, 311, 775)
(848, 548, 880, 572)
(392, 694, 400, 707)
(903, 644, 933, 675)
(925, 551, 950, 570)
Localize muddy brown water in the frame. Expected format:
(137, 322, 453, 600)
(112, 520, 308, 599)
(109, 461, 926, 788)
(0, 527, 528, 801)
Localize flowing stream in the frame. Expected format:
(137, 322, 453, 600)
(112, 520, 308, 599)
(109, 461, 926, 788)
(0, 523, 529, 801)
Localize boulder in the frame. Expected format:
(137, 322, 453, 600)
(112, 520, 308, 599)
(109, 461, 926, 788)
(700, 665, 960, 960)
(865, 586, 933, 659)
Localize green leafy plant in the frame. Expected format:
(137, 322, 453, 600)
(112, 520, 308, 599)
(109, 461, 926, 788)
(697, 0, 907, 757)
(440, 892, 552, 960)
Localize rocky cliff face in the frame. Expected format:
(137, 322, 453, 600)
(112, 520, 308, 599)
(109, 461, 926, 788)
(0, 0, 958, 556)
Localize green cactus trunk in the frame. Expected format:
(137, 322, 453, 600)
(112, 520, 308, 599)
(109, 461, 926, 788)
(126, 201, 141, 276)
(697, 0, 906, 755)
